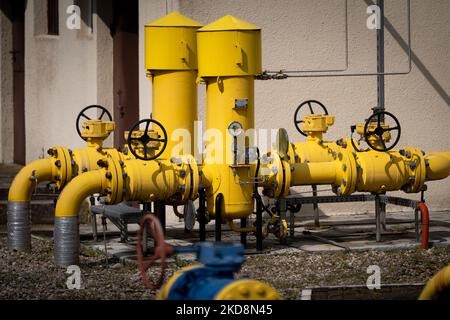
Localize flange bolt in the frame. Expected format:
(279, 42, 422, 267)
(97, 159, 109, 168)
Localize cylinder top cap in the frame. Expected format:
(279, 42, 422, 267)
(145, 12, 203, 71)
(197, 15, 262, 77)
(198, 15, 260, 32)
(145, 11, 202, 28)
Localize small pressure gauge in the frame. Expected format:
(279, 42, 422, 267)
(228, 121, 243, 137)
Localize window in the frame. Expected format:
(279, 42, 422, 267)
(75, 0, 94, 36)
(47, 0, 59, 35)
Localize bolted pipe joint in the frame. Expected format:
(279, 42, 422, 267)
(54, 216, 80, 267)
(7, 202, 31, 252)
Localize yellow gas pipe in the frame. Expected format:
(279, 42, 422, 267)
(51, 14, 450, 267)
(263, 143, 450, 197)
(54, 155, 199, 266)
(7, 120, 131, 252)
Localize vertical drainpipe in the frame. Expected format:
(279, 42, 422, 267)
(197, 15, 262, 220)
(145, 12, 203, 158)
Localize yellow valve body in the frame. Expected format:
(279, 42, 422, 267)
(82, 120, 115, 141)
(355, 151, 411, 193)
(291, 162, 337, 186)
(301, 115, 335, 136)
(292, 140, 335, 163)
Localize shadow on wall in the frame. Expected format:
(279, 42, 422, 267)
(364, 0, 450, 107)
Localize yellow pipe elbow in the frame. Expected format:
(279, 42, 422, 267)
(8, 159, 55, 202)
(55, 170, 105, 218)
(419, 264, 450, 300)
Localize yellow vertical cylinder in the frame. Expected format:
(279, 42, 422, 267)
(145, 12, 202, 158)
(198, 15, 262, 219)
(151, 71, 198, 158)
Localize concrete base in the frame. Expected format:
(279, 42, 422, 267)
(300, 283, 425, 300)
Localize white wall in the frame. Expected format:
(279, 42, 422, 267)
(0, 5, 15, 164)
(25, 0, 113, 162)
(138, 0, 181, 121)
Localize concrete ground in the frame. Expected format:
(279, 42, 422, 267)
(76, 210, 450, 264)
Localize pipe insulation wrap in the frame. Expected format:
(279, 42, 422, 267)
(54, 216, 79, 267)
(7, 202, 31, 251)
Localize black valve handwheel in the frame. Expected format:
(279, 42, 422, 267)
(294, 100, 329, 137)
(127, 119, 168, 161)
(364, 111, 401, 152)
(76, 105, 113, 141)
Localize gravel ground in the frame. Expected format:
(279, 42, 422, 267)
(1, 235, 450, 300)
(0, 236, 171, 300)
(242, 247, 450, 299)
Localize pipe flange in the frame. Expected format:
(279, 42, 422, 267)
(403, 148, 426, 193)
(183, 155, 200, 201)
(173, 155, 200, 204)
(268, 154, 291, 199)
(48, 147, 73, 190)
(335, 149, 357, 196)
(101, 156, 125, 205)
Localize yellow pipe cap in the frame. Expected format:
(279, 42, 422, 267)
(198, 15, 260, 32)
(145, 12, 203, 71)
(146, 12, 203, 28)
(197, 15, 262, 77)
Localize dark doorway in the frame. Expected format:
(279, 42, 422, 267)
(112, 0, 140, 148)
(11, 0, 26, 165)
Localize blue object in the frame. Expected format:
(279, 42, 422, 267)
(168, 242, 246, 300)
